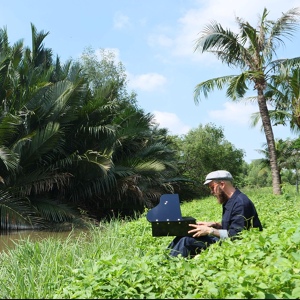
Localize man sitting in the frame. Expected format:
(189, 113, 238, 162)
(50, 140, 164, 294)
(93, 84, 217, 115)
(168, 170, 263, 258)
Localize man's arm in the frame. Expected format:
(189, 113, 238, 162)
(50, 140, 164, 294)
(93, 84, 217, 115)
(226, 201, 249, 237)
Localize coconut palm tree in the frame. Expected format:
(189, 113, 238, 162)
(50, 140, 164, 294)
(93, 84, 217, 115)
(250, 64, 300, 134)
(265, 65, 300, 132)
(194, 7, 300, 195)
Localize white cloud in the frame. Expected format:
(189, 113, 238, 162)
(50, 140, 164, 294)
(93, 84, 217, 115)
(113, 12, 130, 29)
(152, 111, 191, 135)
(147, 33, 173, 48)
(127, 72, 167, 92)
(209, 101, 258, 125)
(149, 0, 300, 63)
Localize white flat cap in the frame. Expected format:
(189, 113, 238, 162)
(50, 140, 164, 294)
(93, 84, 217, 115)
(204, 170, 233, 185)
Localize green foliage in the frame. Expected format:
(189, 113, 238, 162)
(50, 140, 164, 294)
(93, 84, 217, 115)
(178, 123, 245, 195)
(265, 65, 300, 132)
(0, 187, 299, 298)
(244, 159, 272, 187)
(0, 24, 187, 229)
(245, 137, 300, 189)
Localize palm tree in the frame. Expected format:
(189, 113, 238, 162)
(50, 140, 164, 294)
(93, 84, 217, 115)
(256, 138, 300, 192)
(0, 25, 104, 231)
(255, 138, 290, 185)
(265, 65, 300, 132)
(63, 94, 184, 218)
(250, 64, 300, 134)
(193, 7, 300, 195)
(279, 138, 300, 193)
(0, 24, 191, 230)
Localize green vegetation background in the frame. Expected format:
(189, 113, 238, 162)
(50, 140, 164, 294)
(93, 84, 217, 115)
(0, 185, 299, 299)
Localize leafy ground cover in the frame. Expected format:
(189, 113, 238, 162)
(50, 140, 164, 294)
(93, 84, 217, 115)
(0, 185, 299, 298)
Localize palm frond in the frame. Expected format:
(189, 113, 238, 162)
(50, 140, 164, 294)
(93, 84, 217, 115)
(30, 197, 81, 224)
(0, 190, 42, 232)
(80, 149, 112, 173)
(20, 122, 63, 167)
(67, 172, 117, 203)
(249, 111, 262, 129)
(195, 20, 251, 68)
(268, 7, 300, 49)
(0, 146, 19, 172)
(194, 75, 236, 103)
(133, 160, 166, 173)
(13, 170, 72, 196)
(227, 73, 249, 100)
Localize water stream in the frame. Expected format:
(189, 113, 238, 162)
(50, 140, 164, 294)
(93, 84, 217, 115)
(0, 230, 83, 252)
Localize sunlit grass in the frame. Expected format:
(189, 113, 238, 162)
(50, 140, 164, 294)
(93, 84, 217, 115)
(0, 185, 299, 298)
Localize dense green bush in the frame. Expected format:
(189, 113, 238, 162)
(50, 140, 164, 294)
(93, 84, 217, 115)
(0, 186, 299, 298)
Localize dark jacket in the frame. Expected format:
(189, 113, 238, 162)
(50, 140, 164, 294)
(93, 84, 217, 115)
(221, 189, 263, 237)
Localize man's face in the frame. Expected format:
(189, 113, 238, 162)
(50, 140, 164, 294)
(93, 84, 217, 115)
(208, 181, 229, 204)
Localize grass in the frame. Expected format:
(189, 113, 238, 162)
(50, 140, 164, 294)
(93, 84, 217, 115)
(0, 185, 299, 298)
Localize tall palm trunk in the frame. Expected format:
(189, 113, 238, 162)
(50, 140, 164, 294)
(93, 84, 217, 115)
(257, 89, 281, 194)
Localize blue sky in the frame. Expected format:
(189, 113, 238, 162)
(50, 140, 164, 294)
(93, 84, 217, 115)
(1, 0, 299, 162)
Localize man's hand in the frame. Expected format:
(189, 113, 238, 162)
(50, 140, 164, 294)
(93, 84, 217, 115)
(196, 221, 215, 227)
(196, 221, 221, 229)
(188, 224, 211, 237)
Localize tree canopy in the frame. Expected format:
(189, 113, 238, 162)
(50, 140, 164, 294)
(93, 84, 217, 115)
(176, 123, 245, 195)
(0, 25, 191, 231)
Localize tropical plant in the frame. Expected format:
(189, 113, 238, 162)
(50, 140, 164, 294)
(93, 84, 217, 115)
(73, 48, 193, 217)
(253, 64, 300, 133)
(256, 138, 300, 191)
(0, 24, 191, 231)
(280, 138, 300, 193)
(193, 7, 300, 195)
(244, 159, 272, 187)
(177, 123, 245, 196)
(0, 24, 114, 230)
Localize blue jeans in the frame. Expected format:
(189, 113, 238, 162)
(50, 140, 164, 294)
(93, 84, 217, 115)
(167, 236, 219, 258)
